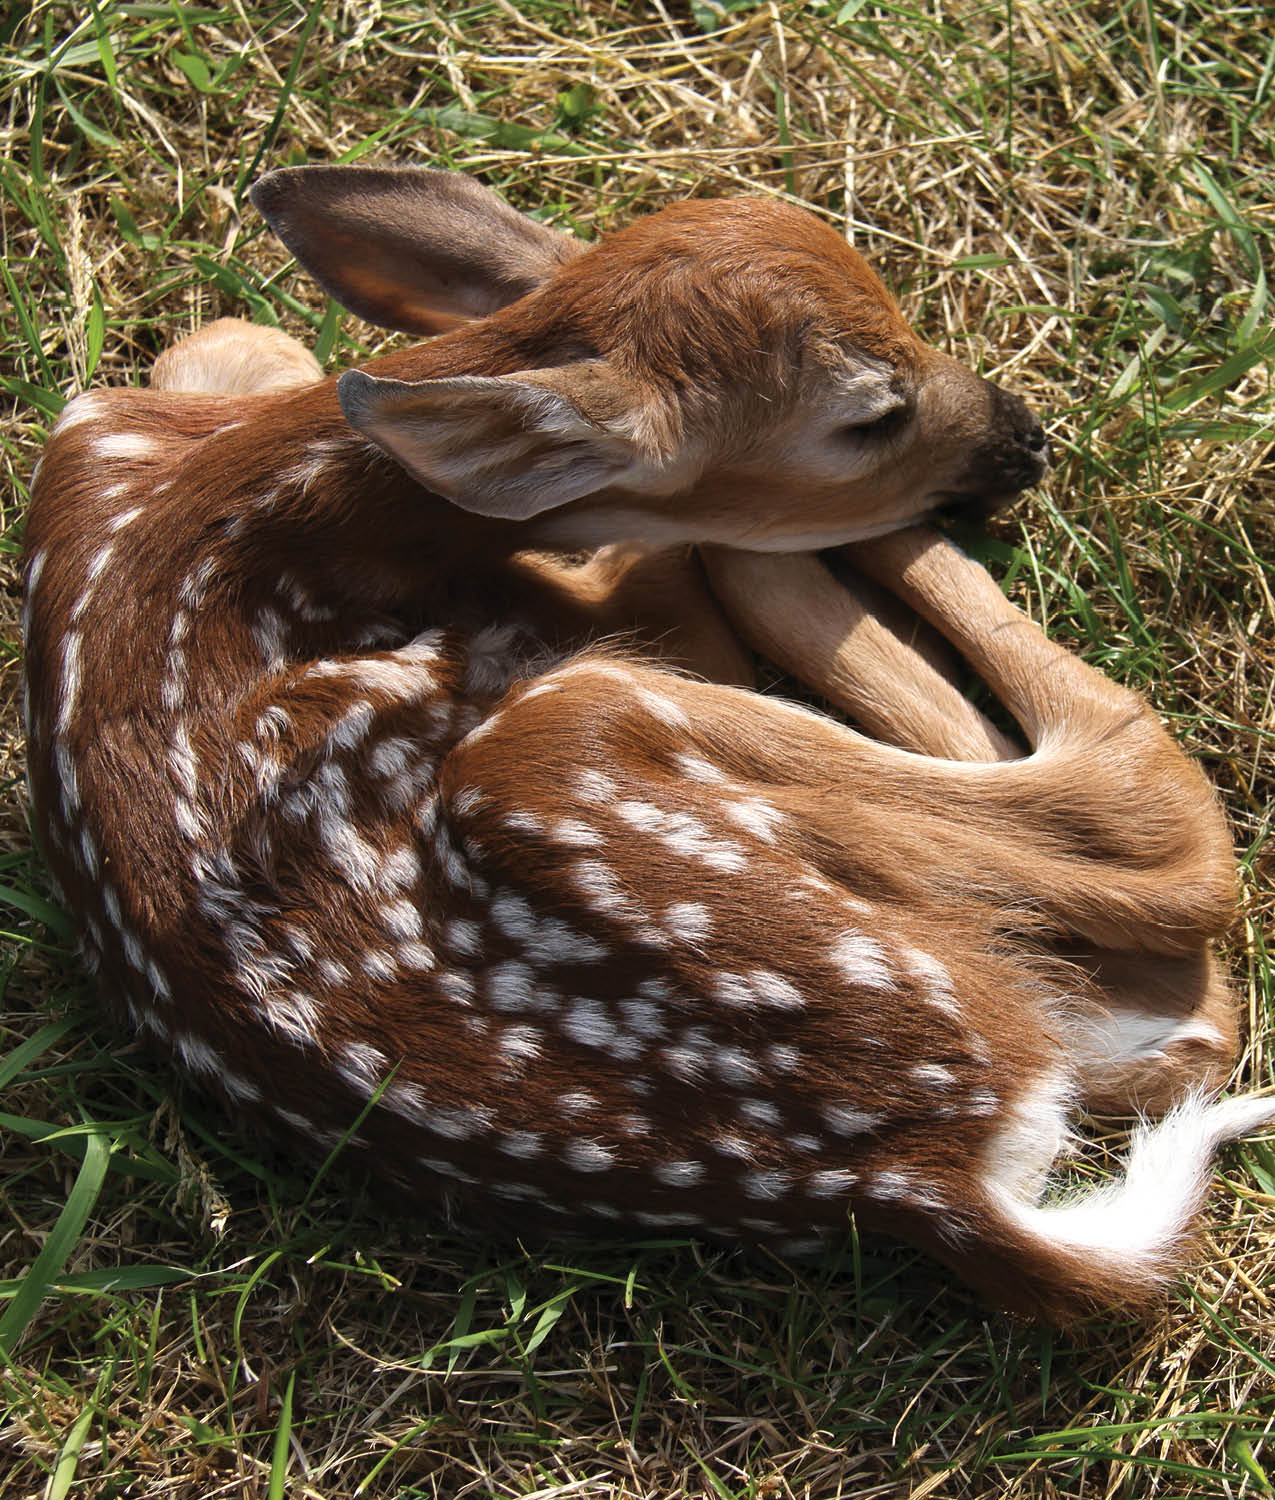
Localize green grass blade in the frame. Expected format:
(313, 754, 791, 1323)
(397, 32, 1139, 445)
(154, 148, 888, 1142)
(267, 1368, 295, 1500)
(0, 881, 76, 943)
(0, 1018, 75, 1091)
(0, 1128, 111, 1356)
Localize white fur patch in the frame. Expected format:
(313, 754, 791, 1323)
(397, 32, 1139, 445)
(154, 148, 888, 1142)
(1067, 1007, 1229, 1074)
(830, 932, 897, 992)
(563, 1139, 615, 1172)
(991, 1091, 1275, 1285)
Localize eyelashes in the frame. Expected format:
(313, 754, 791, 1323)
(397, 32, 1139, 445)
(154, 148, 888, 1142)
(839, 404, 910, 440)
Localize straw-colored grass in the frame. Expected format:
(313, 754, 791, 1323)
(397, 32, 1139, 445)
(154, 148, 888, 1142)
(1, 2, 1273, 1496)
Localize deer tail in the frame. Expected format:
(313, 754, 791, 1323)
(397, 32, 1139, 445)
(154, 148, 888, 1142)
(966, 1092, 1275, 1322)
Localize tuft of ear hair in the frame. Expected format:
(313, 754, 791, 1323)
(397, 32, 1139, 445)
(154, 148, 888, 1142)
(337, 366, 642, 521)
(251, 165, 581, 335)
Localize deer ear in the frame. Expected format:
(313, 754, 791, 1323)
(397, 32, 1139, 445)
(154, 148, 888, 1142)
(338, 366, 644, 521)
(250, 166, 581, 336)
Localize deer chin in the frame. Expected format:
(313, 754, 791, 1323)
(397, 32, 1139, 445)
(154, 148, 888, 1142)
(526, 497, 939, 554)
(928, 489, 1025, 525)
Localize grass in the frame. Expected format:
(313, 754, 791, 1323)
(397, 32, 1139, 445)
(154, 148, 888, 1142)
(1, 0, 1273, 1495)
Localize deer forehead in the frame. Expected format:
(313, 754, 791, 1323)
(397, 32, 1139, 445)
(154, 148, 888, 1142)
(534, 199, 920, 391)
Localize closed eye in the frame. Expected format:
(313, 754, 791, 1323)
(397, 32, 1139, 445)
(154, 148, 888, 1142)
(840, 404, 909, 439)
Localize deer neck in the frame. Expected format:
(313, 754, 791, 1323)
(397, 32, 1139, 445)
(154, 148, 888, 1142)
(200, 325, 554, 625)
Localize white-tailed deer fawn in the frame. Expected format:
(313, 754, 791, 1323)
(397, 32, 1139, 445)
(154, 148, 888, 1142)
(23, 167, 1270, 1322)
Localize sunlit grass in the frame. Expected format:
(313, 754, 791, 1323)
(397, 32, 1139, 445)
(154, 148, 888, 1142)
(1, 1, 1273, 1495)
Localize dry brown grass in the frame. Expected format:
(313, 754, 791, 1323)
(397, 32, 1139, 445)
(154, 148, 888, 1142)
(1, 2, 1273, 1496)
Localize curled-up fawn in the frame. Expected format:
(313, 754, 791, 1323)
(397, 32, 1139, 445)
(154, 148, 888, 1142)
(23, 167, 1270, 1321)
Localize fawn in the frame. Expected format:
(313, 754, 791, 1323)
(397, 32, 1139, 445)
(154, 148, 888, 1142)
(23, 167, 1271, 1321)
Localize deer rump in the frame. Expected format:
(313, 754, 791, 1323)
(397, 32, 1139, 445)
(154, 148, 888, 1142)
(22, 166, 1272, 1324)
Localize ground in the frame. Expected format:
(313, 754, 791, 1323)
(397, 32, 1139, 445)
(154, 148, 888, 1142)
(1, 2, 1273, 1497)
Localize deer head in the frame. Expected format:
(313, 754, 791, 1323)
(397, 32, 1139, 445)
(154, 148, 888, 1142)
(251, 166, 1048, 552)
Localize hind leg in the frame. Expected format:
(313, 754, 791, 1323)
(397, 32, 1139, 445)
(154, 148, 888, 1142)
(1053, 946, 1239, 1115)
(702, 545, 1019, 760)
(707, 531, 1241, 1116)
(150, 317, 322, 395)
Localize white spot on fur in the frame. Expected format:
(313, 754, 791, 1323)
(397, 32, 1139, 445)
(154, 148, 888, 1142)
(902, 946, 962, 1015)
(653, 1159, 706, 1188)
(259, 990, 321, 1048)
(615, 801, 747, 874)
(634, 1210, 703, 1228)
(179, 555, 218, 612)
(673, 752, 726, 783)
(315, 803, 380, 894)
(722, 796, 785, 843)
(499, 1130, 544, 1159)
(563, 1139, 615, 1172)
(711, 1132, 757, 1162)
(633, 686, 690, 729)
(22, 548, 47, 639)
(871, 1170, 946, 1212)
(253, 607, 289, 670)
(93, 432, 158, 461)
(498, 1025, 543, 1064)
(618, 997, 665, 1038)
(487, 961, 540, 1012)
(337, 1041, 389, 1094)
(576, 769, 618, 804)
(430, 1105, 493, 1141)
(108, 504, 145, 532)
(742, 1170, 791, 1200)
(713, 970, 804, 1012)
(445, 918, 482, 959)
(912, 1063, 957, 1089)
(822, 1104, 883, 1137)
(379, 845, 421, 894)
(55, 631, 82, 735)
(438, 971, 476, 1006)
(398, 940, 436, 972)
(419, 1156, 478, 1184)
(361, 949, 397, 982)
(317, 955, 351, 988)
(807, 1168, 858, 1197)
(51, 391, 109, 433)
(831, 932, 897, 992)
(101, 883, 122, 929)
(665, 901, 713, 943)
(222, 1070, 262, 1105)
(382, 898, 423, 941)
(562, 997, 639, 1057)
(552, 818, 602, 848)
(330, 699, 375, 751)
(175, 1032, 223, 1079)
(713, 1046, 762, 1087)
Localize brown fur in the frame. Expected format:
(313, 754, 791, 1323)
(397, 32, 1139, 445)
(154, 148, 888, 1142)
(21, 173, 1258, 1322)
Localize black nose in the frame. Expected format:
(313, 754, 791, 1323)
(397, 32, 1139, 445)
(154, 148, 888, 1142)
(995, 386, 1050, 467)
(951, 385, 1050, 503)
(1022, 416, 1050, 464)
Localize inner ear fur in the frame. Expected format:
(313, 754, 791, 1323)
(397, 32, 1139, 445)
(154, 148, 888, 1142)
(337, 364, 653, 522)
(250, 165, 582, 336)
